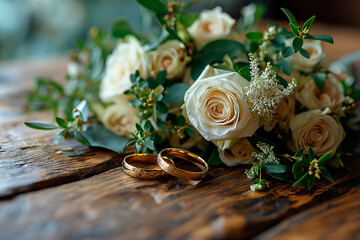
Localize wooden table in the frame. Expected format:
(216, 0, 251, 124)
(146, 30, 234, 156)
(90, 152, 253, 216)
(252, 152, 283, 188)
(1, 23, 360, 240)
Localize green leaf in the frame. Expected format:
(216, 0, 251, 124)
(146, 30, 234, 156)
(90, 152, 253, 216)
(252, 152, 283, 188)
(292, 37, 303, 52)
(318, 151, 332, 165)
(136, 0, 167, 15)
(82, 123, 128, 153)
(292, 161, 303, 181)
(282, 46, 294, 57)
(156, 70, 167, 85)
(295, 149, 304, 157)
(263, 163, 287, 173)
(178, 13, 199, 27)
(245, 32, 263, 41)
(312, 72, 326, 91)
(191, 40, 244, 80)
(305, 35, 334, 44)
(293, 172, 309, 187)
(163, 83, 189, 104)
(308, 175, 315, 189)
(157, 101, 168, 113)
(299, 48, 310, 59)
(74, 130, 90, 146)
(320, 165, 334, 182)
(276, 75, 288, 88)
(308, 147, 315, 160)
(289, 23, 300, 36)
(24, 122, 59, 130)
(143, 137, 155, 150)
(127, 140, 137, 146)
(281, 8, 297, 25)
(208, 148, 222, 166)
(185, 127, 196, 137)
(240, 66, 251, 81)
(156, 119, 168, 132)
(55, 117, 67, 129)
(176, 115, 186, 126)
(303, 15, 315, 30)
(277, 59, 291, 76)
(144, 120, 154, 132)
(268, 156, 292, 180)
(111, 19, 139, 38)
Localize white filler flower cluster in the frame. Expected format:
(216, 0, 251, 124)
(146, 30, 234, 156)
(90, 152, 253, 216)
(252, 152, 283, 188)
(245, 53, 296, 119)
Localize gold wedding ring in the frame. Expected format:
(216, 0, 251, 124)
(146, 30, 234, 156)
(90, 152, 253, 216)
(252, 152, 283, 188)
(157, 148, 209, 181)
(123, 153, 168, 180)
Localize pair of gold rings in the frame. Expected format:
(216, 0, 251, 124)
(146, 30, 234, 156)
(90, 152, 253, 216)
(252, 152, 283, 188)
(122, 148, 209, 181)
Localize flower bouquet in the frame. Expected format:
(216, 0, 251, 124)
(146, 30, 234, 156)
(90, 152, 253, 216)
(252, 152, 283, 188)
(25, 0, 360, 191)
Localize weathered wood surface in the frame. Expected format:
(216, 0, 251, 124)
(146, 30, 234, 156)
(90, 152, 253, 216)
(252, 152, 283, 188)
(256, 185, 360, 240)
(0, 59, 128, 199)
(0, 158, 359, 240)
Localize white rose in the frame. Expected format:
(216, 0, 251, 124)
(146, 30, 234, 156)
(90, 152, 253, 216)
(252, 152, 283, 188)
(296, 74, 344, 112)
(184, 65, 259, 141)
(148, 40, 190, 79)
(288, 109, 345, 156)
(219, 138, 256, 166)
(292, 41, 324, 73)
(263, 95, 295, 131)
(97, 97, 139, 137)
(100, 36, 148, 102)
(188, 7, 235, 50)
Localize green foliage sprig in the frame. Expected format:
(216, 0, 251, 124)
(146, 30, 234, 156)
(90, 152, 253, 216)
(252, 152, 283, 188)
(125, 70, 195, 153)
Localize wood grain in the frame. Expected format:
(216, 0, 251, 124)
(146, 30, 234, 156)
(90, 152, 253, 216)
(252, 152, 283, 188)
(0, 59, 129, 199)
(0, 158, 359, 240)
(256, 185, 360, 240)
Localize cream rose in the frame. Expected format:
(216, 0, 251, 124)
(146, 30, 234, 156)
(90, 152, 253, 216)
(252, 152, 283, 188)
(292, 41, 324, 73)
(188, 7, 235, 50)
(100, 36, 148, 102)
(219, 138, 256, 166)
(148, 40, 190, 79)
(184, 66, 259, 141)
(94, 97, 139, 137)
(296, 74, 344, 112)
(288, 109, 345, 156)
(263, 95, 295, 131)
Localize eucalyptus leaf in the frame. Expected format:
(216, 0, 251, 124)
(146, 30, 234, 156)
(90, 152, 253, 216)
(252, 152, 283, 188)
(263, 163, 287, 173)
(282, 46, 294, 57)
(190, 40, 244, 80)
(82, 123, 128, 153)
(277, 59, 291, 76)
(163, 83, 189, 104)
(24, 122, 59, 130)
(312, 72, 326, 91)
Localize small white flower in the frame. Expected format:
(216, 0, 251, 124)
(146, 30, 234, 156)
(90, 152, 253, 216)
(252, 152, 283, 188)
(244, 53, 297, 119)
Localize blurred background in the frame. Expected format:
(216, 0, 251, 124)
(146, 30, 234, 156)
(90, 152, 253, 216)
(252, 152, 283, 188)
(0, 0, 359, 61)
